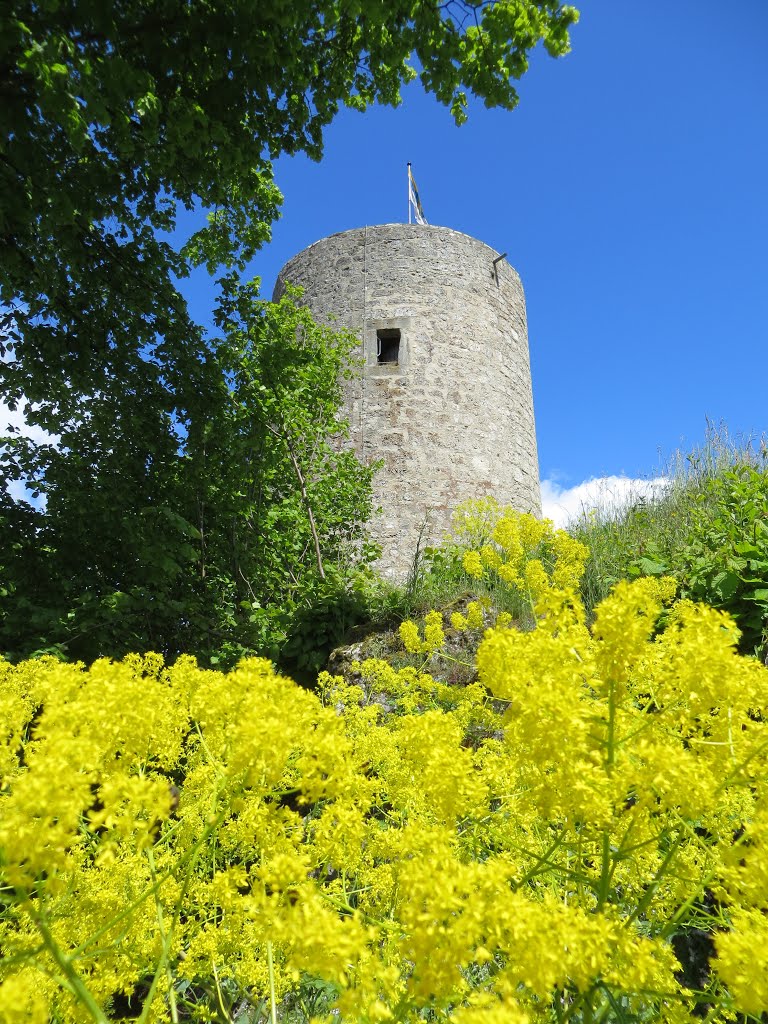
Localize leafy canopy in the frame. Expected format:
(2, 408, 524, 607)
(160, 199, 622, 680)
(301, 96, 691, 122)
(0, 283, 376, 667)
(0, 1, 578, 666)
(1, 0, 578, 393)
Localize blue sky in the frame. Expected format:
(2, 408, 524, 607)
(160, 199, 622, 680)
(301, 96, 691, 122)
(177, 0, 768, 518)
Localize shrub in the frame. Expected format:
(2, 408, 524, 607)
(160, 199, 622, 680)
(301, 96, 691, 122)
(664, 463, 768, 658)
(572, 431, 768, 658)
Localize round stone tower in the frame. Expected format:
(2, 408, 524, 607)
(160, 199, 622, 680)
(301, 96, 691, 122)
(273, 223, 541, 578)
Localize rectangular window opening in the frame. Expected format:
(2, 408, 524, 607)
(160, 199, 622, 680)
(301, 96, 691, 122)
(376, 328, 401, 365)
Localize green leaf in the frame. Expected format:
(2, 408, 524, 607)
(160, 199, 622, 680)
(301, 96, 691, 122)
(636, 556, 668, 576)
(711, 569, 740, 602)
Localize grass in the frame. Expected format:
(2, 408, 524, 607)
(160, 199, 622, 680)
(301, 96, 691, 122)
(567, 423, 768, 618)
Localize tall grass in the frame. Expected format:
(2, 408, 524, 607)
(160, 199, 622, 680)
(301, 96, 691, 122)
(569, 423, 768, 617)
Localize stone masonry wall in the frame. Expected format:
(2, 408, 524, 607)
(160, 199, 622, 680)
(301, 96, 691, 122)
(273, 223, 541, 578)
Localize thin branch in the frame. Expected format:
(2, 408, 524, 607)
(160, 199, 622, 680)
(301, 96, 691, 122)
(265, 422, 325, 579)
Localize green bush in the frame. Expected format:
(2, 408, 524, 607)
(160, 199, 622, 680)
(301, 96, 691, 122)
(657, 463, 768, 657)
(572, 431, 768, 659)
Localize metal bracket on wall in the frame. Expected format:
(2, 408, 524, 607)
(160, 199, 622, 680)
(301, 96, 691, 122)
(492, 252, 508, 285)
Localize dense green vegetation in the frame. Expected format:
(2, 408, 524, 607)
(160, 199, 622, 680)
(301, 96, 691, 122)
(569, 431, 768, 662)
(1, 286, 380, 668)
(3, 508, 768, 1024)
(1, 0, 579, 668)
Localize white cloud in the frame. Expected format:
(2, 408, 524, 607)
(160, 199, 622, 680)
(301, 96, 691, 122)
(1, 401, 59, 506)
(541, 475, 669, 529)
(5, 478, 35, 503)
(1, 401, 58, 447)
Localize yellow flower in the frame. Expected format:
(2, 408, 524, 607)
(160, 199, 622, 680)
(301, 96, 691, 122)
(2, 568, 768, 1024)
(0, 971, 49, 1024)
(422, 610, 445, 653)
(480, 544, 502, 569)
(466, 601, 485, 629)
(523, 558, 548, 595)
(716, 910, 768, 1014)
(463, 550, 484, 578)
(453, 602, 485, 631)
(399, 619, 422, 654)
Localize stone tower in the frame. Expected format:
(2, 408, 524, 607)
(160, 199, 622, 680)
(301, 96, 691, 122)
(273, 223, 541, 578)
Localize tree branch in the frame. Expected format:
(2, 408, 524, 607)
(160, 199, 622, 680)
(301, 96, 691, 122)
(264, 421, 325, 580)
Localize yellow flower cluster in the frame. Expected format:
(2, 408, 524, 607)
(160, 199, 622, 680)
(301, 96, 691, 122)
(453, 498, 589, 614)
(450, 600, 487, 632)
(2, 576, 768, 1023)
(398, 610, 445, 654)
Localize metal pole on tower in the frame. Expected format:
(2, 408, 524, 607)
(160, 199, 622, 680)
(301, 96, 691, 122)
(407, 162, 411, 223)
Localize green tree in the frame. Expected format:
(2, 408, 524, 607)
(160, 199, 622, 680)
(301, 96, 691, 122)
(0, 1, 578, 663)
(1, 0, 578, 400)
(181, 279, 379, 669)
(0, 283, 375, 665)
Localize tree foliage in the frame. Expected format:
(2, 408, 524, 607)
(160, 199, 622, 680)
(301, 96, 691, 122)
(0, 286, 375, 665)
(1, 0, 578, 392)
(0, 0, 579, 663)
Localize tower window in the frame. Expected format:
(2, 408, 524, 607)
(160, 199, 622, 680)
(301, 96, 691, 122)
(376, 328, 401, 364)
